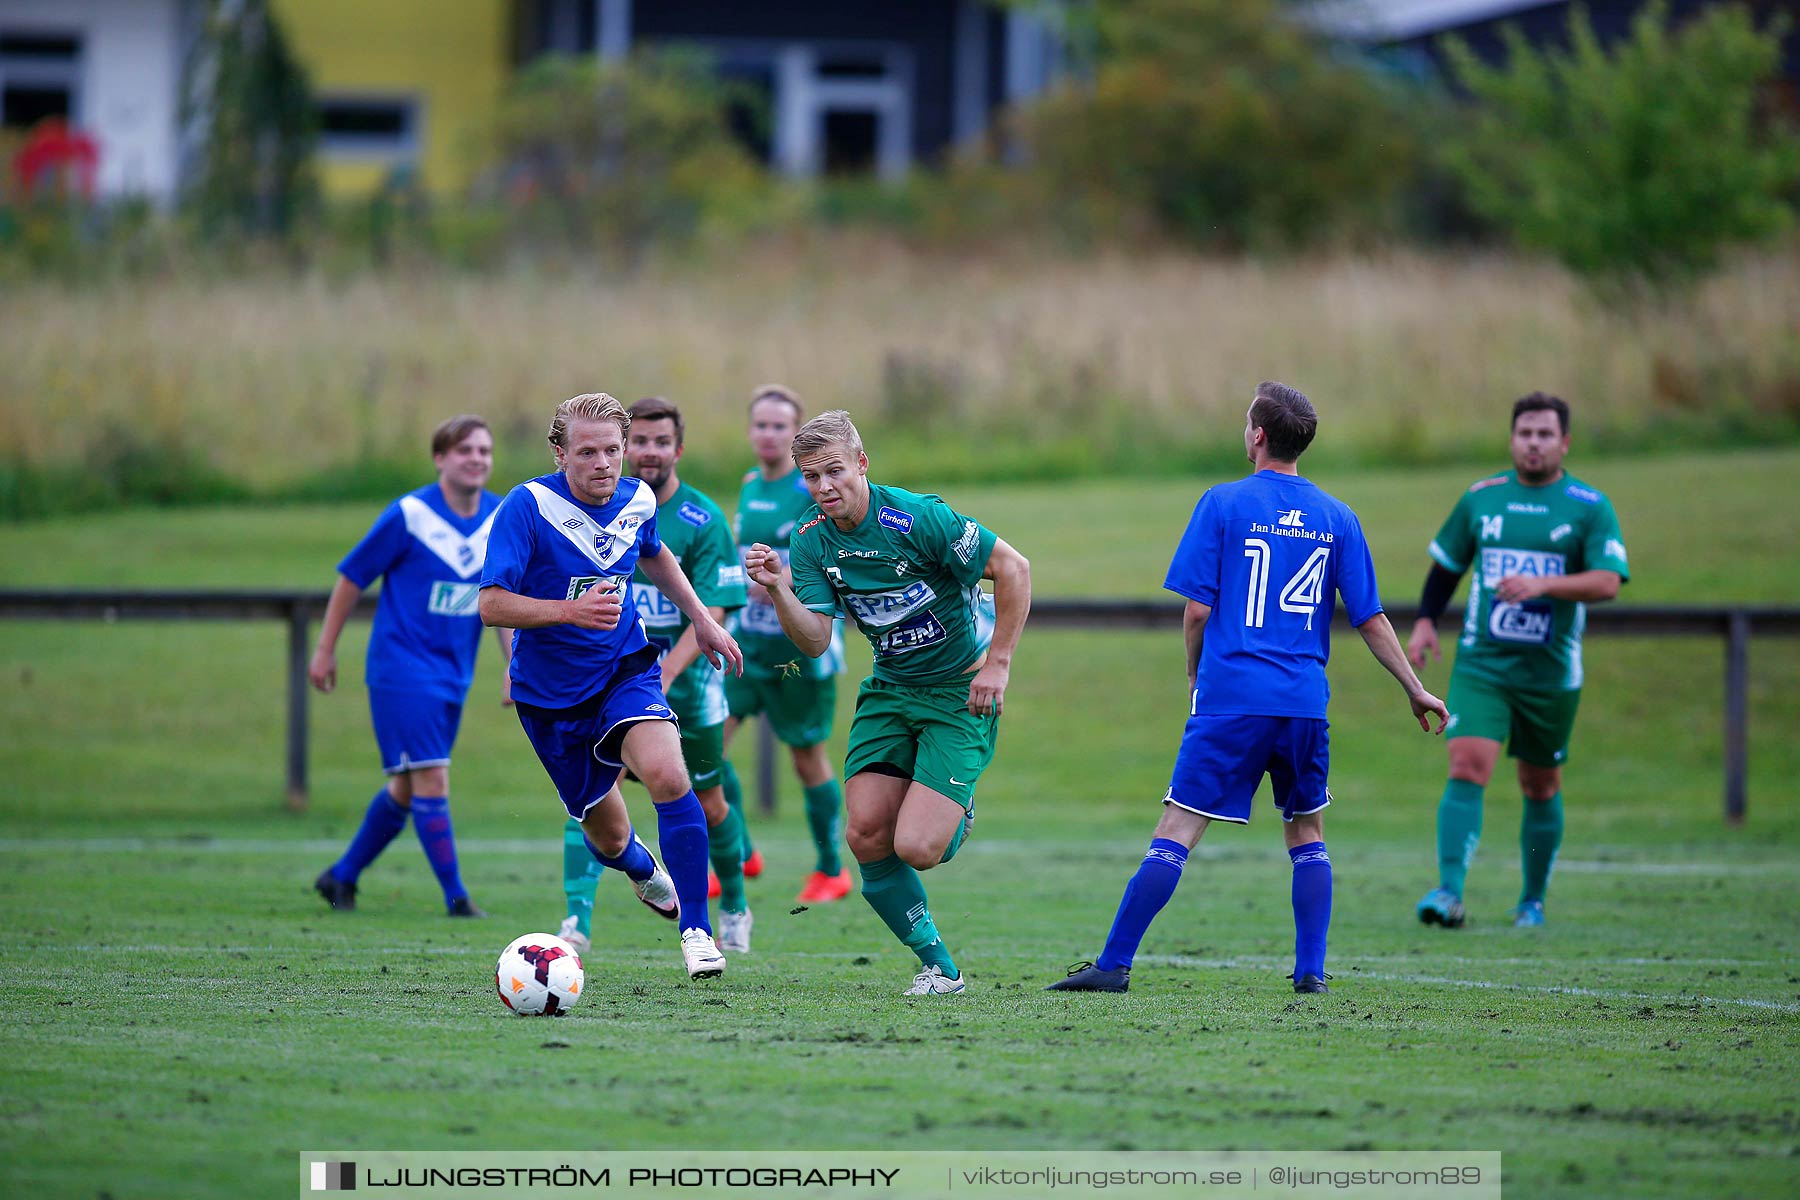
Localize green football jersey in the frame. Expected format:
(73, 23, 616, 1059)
(732, 466, 842, 678)
(630, 481, 747, 725)
(1429, 470, 1630, 691)
(789, 483, 999, 686)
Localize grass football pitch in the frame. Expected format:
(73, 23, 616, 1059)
(1, 449, 1797, 1199)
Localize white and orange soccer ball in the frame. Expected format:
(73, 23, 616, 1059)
(495, 933, 584, 1016)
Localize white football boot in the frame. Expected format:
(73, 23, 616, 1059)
(717, 907, 753, 953)
(680, 928, 727, 979)
(903, 965, 966, 996)
(556, 914, 591, 956)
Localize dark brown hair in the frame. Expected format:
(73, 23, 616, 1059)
(627, 396, 685, 448)
(1249, 381, 1318, 462)
(1511, 391, 1570, 435)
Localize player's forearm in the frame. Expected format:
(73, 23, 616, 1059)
(479, 586, 572, 629)
(662, 608, 724, 678)
(1183, 601, 1211, 684)
(315, 576, 363, 651)
(493, 626, 515, 666)
(641, 550, 715, 632)
(1538, 570, 1622, 602)
(1357, 613, 1429, 697)
(771, 586, 833, 657)
(983, 548, 1032, 666)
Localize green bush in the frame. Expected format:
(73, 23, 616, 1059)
(487, 49, 770, 258)
(1006, 0, 1428, 251)
(1440, 1, 1800, 281)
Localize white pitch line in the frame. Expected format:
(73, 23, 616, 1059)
(1137, 955, 1800, 1014)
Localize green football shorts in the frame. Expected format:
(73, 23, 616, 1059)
(844, 675, 1000, 812)
(725, 669, 836, 749)
(680, 720, 726, 792)
(1446, 671, 1582, 767)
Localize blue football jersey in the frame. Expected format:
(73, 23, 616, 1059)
(1164, 471, 1382, 719)
(479, 473, 663, 709)
(338, 483, 502, 701)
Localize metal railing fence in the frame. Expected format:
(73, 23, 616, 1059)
(3, 590, 1793, 824)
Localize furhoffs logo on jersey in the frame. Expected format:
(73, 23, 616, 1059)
(796, 516, 826, 536)
(1565, 484, 1601, 505)
(677, 501, 710, 528)
(1277, 509, 1306, 528)
(878, 506, 914, 535)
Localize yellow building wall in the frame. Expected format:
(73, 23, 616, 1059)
(272, 0, 511, 197)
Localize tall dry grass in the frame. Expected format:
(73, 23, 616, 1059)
(3, 237, 1797, 507)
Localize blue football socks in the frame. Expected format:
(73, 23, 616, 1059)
(409, 796, 468, 906)
(587, 827, 655, 880)
(654, 791, 713, 935)
(330, 787, 409, 883)
(1096, 838, 1189, 972)
(1289, 841, 1332, 981)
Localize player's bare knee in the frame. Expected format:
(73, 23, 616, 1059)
(845, 818, 891, 861)
(580, 807, 630, 858)
(408, 766, 448, 796)
(1152, 802, 1207, 848)
(697, 788, 729, 826)
(791, 743, 833, 787)
(1519, 765, 1561, 802)
(385, 776, 413, 807)
(894, 834, 944, 872)
(1447, 744, 1497, 786)
(1285, 813, 1325, 848)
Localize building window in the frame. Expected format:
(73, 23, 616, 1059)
(317, 96, 420, 160)
(0, 29, 81, 132)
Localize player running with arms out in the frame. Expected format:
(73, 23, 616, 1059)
(744, 411, 1031, 996)
(558, 397, 753, 956)
(1048, 383, 1447, 996)
(1410, 392, 1629, 931)
(311, 415, 510, 918)
(480, 393, 744, 980)
(722, 384, 853, 905)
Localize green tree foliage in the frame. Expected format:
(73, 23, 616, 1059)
(491, 50, 766, 255)
(182, 0, 318, 240)
(1441, 1, 1800, 280)
(1009, 0, 1424, 250)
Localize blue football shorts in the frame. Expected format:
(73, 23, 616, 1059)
(368, 687, 465, 776)
(1164, 714, 1332, 824)
(515, 654, 680, 819)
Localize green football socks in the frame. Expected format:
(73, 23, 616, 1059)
(803, 779, 845, 875)
(708, 800, 748, 913)
(859, 853, 958, 977)
(1519, 791, 1564, 905)
(1436, 778, 1485, 896)
(721, 760, 755, 861)
(562, 817, 602, 936)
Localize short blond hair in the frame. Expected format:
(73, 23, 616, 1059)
(749, 382, 804, 421)
(791, 409, 864, 464)
(548, 393, 629, 449)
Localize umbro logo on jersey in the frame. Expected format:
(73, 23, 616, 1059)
(1277, 509, 1306, 527)
(563, 518, 583, 529)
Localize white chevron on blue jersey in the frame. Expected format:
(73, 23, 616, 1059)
(398, 494, 494, 579)
(524, 479, 657, 573)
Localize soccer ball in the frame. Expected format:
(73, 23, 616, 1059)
(495, 933, 584, 1016)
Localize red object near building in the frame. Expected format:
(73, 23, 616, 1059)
(13, 118, 99, 200)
